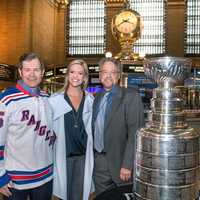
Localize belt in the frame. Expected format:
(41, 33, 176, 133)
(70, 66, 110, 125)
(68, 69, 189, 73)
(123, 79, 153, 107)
(67, 153, 85, 158)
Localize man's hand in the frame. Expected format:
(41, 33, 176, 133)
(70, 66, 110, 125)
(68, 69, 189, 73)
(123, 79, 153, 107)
(120, 168, 132, 182)
(0, 181, 13, 197)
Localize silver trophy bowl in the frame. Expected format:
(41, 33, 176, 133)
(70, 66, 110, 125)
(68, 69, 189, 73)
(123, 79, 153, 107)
(144, 56, 191, 87)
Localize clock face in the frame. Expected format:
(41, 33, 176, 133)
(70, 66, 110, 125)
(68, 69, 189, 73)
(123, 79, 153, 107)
(115, 11, 138, 34)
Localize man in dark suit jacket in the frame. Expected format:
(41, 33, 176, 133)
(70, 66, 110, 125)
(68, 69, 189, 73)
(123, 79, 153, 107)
(92, 57, 144, 196)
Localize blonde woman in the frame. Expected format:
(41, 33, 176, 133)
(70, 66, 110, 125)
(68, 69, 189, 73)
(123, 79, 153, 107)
(48, 59, 94, 200)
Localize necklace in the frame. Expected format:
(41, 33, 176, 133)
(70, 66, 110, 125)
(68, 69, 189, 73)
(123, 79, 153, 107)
(65, 92, 85, 128)
(72, 108, 80, 128)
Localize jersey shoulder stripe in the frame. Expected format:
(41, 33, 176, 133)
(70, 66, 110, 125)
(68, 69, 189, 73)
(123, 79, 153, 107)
(0, 87, 18, 99)
(0, 87, 30, 106)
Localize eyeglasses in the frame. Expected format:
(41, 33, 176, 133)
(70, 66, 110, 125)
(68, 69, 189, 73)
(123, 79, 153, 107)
(100, 71, 119, 76)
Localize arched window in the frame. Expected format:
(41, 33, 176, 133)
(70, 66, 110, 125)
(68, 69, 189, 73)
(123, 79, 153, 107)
(130, 0, 166, 55)
(185, 0, 200, 55)
(67, 0, 105, 55)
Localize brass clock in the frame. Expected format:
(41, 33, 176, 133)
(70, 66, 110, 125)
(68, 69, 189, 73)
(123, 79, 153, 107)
(115, 10, 138, 34)
(111, 9, 142, 60)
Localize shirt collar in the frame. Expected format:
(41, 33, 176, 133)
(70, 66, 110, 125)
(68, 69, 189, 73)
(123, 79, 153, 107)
(103, 85, 119, 95)
(16, 80, 40, 96)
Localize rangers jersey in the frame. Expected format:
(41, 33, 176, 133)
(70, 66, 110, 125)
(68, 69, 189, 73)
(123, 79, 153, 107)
(0, 83, 56, 190)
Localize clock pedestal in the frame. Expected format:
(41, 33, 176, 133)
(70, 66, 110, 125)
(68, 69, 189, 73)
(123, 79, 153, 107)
(115, 33, 140, 61)
(115, 45, 139, 61)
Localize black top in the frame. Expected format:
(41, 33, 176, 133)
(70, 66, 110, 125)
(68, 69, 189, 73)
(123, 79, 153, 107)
(64, 92, 88, 157)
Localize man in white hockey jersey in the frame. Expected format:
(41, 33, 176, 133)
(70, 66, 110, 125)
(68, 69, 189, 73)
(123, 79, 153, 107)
(0, 52, 56, 200)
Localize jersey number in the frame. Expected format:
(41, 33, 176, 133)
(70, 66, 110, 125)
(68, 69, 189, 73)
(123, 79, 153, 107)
(0, 112, 4, 128)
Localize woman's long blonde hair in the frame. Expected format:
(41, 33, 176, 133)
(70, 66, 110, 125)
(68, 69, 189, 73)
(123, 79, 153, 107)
(62, 59, 89, 92)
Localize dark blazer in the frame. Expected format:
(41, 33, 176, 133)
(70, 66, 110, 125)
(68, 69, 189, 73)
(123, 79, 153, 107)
(92, 86, 144, 184)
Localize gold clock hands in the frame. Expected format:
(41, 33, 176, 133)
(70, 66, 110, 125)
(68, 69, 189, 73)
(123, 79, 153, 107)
(116, 20, 125, 27)
(117, 20, 135, 28)
(126, 20, 135, 25)
(116, 18, 130, 27)
(126, 15, 136, 24)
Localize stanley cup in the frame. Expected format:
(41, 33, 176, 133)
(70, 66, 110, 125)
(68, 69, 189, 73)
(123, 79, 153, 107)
(134, 57, 200, 200)
(144, 57, 191, 88)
